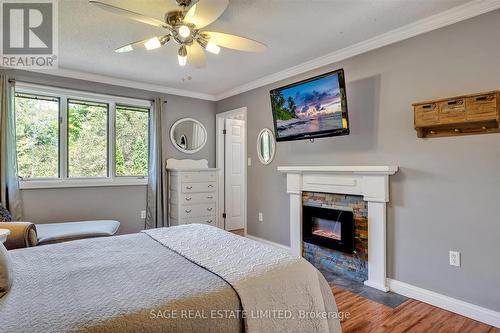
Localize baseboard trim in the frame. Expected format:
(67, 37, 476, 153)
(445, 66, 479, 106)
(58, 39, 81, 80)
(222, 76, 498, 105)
(245, 234, 292, 252)
(364, 280, 389, 292)
(387, 279, 500, 328)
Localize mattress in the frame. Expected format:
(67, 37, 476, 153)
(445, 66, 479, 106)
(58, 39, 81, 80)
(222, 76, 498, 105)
(0, 233, 243, 333)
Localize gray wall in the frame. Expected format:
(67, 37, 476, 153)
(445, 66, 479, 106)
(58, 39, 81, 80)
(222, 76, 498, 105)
(21, 186, 147, 235)
(1, 69, 216, 234)
(217, 10, 500, 312)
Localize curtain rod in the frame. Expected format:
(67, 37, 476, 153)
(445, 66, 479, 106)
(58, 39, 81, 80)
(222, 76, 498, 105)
(7, 79, 167, 103)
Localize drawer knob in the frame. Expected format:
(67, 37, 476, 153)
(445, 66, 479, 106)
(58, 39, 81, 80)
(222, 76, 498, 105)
(207, 207, 213, 211)
(454, 128, 461, 133)
(206, 220, 213, 223)
(185, 209, 192, 213)
(208, 184, 214, 188)
(185, 197, 192, 201)
(186, 186, 193, 190)
(207, 196, 213, 199)
(447, 99, 463, 106)
(475, 95, 493, 101)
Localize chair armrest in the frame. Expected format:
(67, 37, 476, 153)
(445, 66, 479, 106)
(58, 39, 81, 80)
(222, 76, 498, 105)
(1, 222, 38, 250)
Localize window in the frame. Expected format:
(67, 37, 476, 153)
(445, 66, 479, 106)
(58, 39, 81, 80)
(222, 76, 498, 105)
(115, 105, 149, 177)
(14, 84, 151, 189)
(15, 93, 60, 179)
(68, 100, 108, 178)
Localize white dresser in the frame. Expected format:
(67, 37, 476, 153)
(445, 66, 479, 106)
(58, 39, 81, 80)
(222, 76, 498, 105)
(166, 159, 219, 228)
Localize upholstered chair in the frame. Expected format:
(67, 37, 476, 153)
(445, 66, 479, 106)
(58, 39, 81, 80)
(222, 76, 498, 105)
(0, 204, 38, 249)
(0, 222, 38, 250)
(0, 203, 119, 250)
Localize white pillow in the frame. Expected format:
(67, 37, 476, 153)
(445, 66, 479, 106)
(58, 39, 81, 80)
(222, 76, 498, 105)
(0, 242, 13, 297)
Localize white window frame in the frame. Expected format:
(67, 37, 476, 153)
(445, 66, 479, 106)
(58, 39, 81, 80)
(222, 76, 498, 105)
(16, 82, 151, 189)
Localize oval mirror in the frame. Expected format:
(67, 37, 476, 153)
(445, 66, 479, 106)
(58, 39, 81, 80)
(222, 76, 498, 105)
(170, 118, 207, 154)
(257, 128, 276, 165)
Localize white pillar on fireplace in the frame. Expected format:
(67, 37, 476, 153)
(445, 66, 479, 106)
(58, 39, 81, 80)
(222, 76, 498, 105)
(278, 166, 398, 292)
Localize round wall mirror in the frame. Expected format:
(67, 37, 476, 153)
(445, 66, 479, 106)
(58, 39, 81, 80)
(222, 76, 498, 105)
(257, 128, 276, 165)
(170, 118, 207, 154)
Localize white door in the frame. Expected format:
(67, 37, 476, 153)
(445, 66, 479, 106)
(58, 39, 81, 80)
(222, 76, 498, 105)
(224, 118, 245, 230)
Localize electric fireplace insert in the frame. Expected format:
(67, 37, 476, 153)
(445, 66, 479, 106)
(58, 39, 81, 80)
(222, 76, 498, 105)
(302, 205, 354, 254)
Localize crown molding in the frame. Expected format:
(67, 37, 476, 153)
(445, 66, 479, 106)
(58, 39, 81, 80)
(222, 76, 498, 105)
(20, 68, 218, 101)
(215, 0, 500, 101)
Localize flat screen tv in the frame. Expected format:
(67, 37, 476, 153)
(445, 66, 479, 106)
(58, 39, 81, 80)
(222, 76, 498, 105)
(270, 69, 349, 142)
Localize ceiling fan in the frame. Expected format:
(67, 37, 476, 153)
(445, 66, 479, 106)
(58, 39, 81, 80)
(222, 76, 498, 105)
(89, 0, 267, 68)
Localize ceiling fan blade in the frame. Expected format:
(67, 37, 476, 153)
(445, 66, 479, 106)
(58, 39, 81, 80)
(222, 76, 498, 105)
(184, 0, 229, 29)
(115, 35, 170, 53)
(188, 42, 207, 68)
(115, 38, 150, 53)
(89, 1, 169, 28)
(202, 31, 267, 52)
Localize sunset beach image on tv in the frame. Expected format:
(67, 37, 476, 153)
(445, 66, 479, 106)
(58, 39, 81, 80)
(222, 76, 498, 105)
(270, 69, 349, 141)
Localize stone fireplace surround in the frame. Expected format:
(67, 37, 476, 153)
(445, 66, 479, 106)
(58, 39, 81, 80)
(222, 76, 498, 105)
(278, 166, 398, 292)
(302, 192, 368, 282)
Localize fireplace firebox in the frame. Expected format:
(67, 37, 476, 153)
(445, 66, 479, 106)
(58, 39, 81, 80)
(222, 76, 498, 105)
(302, 205, 354, 254)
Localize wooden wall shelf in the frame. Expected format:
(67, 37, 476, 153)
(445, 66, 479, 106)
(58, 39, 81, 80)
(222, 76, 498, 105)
(413, 90, 500, 138)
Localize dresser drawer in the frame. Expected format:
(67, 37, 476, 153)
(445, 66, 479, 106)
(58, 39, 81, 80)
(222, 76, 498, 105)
(172, 192, 217, 205)
(466, 93, 497, 121)
(181, 182, 216, 193)
(176, 203, 216, 218)
(439, 98, 466, 124)
(181, 171, 217, 183)
(414, 103, 439, 127)
(180, 216, 217, 226)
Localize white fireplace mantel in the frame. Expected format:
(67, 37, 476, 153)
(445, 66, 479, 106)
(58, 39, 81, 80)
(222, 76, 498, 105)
(278, 165, 398, 292)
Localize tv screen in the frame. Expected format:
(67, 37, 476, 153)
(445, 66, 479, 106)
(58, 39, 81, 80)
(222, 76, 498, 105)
(270, 69, 349, 142)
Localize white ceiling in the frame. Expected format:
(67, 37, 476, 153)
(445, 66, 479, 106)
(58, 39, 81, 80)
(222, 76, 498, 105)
(58, 0, 474, 98)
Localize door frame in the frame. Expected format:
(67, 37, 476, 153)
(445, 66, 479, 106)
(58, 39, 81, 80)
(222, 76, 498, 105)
(216, 107, 247, 235)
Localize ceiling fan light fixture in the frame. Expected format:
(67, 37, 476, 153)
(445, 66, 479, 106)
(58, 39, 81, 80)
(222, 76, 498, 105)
(144, 37, 162, 50)
(205, 41, 220, 55)
(178, 45, 188, 66)
(198, 38, 220, 55)
(178, 25, 191, 38)
(94, 0, 265, 68)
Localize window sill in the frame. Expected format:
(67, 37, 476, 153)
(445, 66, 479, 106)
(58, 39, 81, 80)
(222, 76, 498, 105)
(19, 178, 148, 190)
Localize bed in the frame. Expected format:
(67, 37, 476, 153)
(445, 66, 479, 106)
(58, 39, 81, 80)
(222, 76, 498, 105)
(0, 224, 341, 333)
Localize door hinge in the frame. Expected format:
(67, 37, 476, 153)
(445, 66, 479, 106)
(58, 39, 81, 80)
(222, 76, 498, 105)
(222, 129, 227, 135)
(222, 213, 226, 219)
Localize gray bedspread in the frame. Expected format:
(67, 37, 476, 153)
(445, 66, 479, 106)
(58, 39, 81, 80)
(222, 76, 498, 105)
(0, 233, 243, 333)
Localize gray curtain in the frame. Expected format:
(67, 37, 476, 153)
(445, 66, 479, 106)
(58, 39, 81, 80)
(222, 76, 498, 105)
(0, 75, 22, 220)
(145, 97, 167, 229)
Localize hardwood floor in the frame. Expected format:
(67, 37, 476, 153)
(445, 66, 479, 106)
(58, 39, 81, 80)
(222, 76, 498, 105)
(230, 229, 245, 236)
(333, 287, 500, 333)
(237, 230, 498, 331)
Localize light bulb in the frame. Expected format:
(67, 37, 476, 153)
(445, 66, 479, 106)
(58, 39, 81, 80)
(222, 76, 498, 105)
(115, 45, 133, 53)
(178, 25, 191, 38)
(205, 41, 220, 54)
(144, 37, 161, 50)
(178, 54, 187, 66)
(178, 45, 187, 66)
